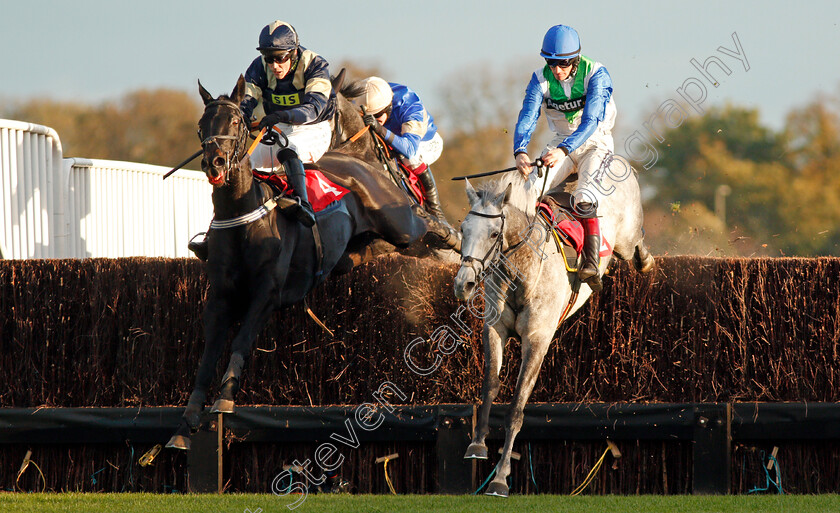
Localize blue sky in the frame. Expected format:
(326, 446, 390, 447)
(2, 0, 839, 150)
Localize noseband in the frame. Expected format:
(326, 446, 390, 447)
(198, 99, 249, 182)
(460, 210, 507, 277)
(461, 205, 534, 279)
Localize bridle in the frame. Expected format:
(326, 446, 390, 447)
(197, 99, 249, 184)
(460, 207, 530, 279)
(460, 210, 505, 277)
(331, 106, 371, 149)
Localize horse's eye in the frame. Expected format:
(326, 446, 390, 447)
(231, 118, 240, 125)
(491, 231, 500, 239)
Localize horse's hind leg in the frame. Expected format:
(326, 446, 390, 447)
(486, 331, 552, 497)
(465, 323, 506, 460)
(334, 239, 396, 275)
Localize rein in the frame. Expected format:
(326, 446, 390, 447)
(331, 107, 370, 148)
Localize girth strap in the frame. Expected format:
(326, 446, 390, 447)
(310, 219, 325, 278)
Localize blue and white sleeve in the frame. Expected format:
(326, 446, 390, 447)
(513, 73, 543, 156)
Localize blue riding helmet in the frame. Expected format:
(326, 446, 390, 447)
(257, 20, 299, 52)
(540, 25, 581, 59)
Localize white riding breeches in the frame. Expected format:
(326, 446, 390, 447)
(401, 132, 444, 169)
(250, 120, 332, 169)
(534, 133, 617, 211)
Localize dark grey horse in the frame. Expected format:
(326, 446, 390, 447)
(453, 166, 654, 496)
(167, 77, 435, 449)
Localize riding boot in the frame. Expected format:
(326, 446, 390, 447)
(415, 165, 449, 226)
(578, 214, 603, 292)
(278, 149, 316, 227)
(188, 230, 209, 261)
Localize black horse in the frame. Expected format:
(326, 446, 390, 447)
(167, 76, 446, 449)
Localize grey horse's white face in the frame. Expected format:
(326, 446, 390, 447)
(453, 179, 511, 301)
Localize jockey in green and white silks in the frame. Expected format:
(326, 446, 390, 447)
(513, 24, 615, 291)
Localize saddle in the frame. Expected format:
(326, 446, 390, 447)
(537, 190, 612, 273)
(252, 166, 349, 214)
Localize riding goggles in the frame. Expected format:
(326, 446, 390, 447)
(263, 51, 293, 64)
(373, 104, 392, 119)
(546, 58, 576, 68)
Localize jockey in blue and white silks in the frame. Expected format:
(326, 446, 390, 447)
(513, 24, 616, 291)
(357, 77, 448, 225)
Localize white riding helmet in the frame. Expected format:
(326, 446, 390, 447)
(359, 77, 393, 115)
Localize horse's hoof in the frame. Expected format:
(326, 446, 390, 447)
(484, 481, 509, 497)
(637, 253, 655, 273)
(464, 443, 488, 460)
(165, 434, 191, 451)
(211, 398, 235, 414)
(634, 244, 655, 273)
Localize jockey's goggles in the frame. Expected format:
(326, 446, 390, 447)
(372, 104, 392, 119)
(546, 58, 576, 68)
(263, 51, 293, 64)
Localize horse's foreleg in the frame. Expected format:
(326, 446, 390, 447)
(465, 324, 505, 460)
(211, 282, 280, 414)
(166, 297, 233, 450)
(486, 334, 552, 497)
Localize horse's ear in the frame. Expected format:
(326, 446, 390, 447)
(331, 68, 346, 93)
(489, 182, 513, 208)
(503, 182, 513, 204)
(198, 79, 214, 105)
(231, 75, 246, 104)
(464, 178, 479, 205)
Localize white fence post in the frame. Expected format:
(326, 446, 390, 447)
(1, 118, 212, 259)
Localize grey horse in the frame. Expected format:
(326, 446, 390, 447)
(453, 161, 654, 497)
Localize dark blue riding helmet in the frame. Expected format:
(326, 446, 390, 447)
(257, 20, 299, 52)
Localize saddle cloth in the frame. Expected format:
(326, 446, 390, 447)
(537, 192, 612, 271)
(252, 168, 349, 212)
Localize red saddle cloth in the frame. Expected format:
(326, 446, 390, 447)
(537, 203, 612, 257)
(251, 168, 350, 212)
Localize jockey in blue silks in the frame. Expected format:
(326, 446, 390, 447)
(356, 77, 450, 228)
(513, 24, 616, 292)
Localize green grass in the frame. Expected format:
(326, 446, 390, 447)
(1, 493, 838, 513)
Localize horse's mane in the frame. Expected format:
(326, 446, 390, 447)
(472, 172, 540, 215)
(340, 79, 366, 101)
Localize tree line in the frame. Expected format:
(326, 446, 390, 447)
(2, 66, 839, 257)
